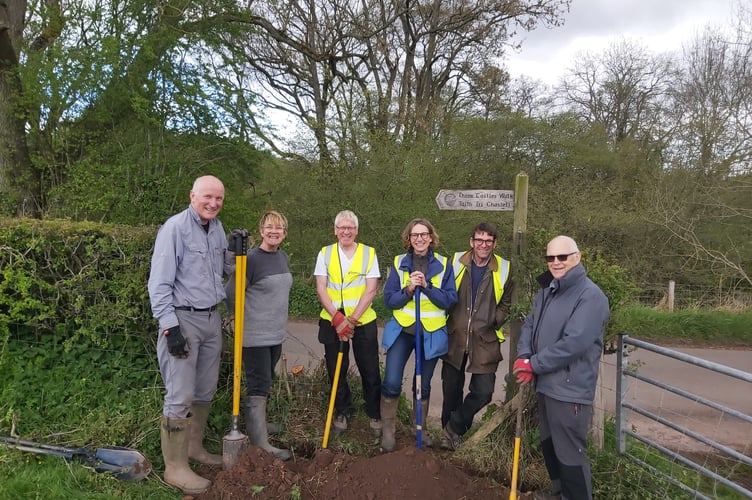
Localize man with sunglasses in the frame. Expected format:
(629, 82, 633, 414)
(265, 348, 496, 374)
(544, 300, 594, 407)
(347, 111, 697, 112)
(440, 222, 513, 450)
(513, 235, 610, 500)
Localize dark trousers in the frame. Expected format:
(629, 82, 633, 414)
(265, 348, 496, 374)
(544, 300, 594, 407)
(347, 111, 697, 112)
(538, 393, 593, 500)
(242, 344, 282, 397)
(440, 355, 495, 434)
(320, 319, 382, 420)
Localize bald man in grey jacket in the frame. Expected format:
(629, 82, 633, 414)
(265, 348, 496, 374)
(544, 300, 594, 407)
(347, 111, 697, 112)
(514, 236, 609, 500)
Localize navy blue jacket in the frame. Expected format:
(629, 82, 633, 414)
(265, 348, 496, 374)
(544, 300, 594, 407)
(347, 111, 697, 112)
(383, 249, 457, 313)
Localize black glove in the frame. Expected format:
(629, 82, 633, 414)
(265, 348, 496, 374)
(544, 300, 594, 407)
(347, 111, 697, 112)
(227, 228, 249, 255)
(164, 325, 189, 358)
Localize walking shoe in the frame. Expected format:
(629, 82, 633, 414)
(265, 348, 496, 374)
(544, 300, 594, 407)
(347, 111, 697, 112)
(369, 418, 382, 437)
(333, 414, 347, 436)
(440, 424, 461, 450)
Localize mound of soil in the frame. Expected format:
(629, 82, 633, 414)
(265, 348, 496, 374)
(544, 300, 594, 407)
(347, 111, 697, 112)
(192, 443, 532, 500)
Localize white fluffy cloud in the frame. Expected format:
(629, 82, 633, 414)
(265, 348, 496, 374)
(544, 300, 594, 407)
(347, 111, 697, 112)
(506, 0, 737, 84)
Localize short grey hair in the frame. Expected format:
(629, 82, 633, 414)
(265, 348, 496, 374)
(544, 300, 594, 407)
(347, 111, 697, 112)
(334, 210, 358, 228)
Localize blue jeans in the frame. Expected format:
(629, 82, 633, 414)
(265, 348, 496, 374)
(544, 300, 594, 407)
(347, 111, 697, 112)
(382, 331, 439, 400)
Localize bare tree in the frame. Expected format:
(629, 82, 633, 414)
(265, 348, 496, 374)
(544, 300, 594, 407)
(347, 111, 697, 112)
(645, 7, 752, 287)
(560, 39, 676, 148)
(230, 0, 570, 168)
(667, 26, 752, 176)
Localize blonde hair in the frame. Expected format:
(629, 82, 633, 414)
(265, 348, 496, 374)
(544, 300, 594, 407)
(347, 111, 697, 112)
(258, 210, 288, 232)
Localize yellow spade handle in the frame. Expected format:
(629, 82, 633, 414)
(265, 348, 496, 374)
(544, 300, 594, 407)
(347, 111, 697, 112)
(321, 347, 344, 448)
(232, 253, 246, 418)
(509, 436, 521, 500)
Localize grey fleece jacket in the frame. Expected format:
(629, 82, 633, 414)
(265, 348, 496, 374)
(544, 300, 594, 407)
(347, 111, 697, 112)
(517, 264, 610, 405)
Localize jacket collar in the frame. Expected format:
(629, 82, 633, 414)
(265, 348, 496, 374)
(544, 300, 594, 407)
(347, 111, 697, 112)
(458, 250, 499, 271)
(536, 263, 586, 291)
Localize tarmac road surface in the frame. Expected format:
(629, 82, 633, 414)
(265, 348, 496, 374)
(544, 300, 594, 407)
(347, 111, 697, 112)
(281, 320, 752, 452)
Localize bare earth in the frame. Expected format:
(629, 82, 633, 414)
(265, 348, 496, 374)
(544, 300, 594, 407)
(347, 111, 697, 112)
(192, 443, 516, 500)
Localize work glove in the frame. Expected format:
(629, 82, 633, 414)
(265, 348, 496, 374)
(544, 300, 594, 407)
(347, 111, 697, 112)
(331, 311, 355, 341)
(164, 325, 189, 358)
(513, 358, 534, 385)
(227, 228, 249, 255)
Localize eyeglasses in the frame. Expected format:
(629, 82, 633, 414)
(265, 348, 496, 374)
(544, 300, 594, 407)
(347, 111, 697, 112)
(336, 225, 357, 232)
(262, 225, 286, 231)
(409, 232, 431, 240)
(472, 238, 495, 246)
(545, 252, 577, 263)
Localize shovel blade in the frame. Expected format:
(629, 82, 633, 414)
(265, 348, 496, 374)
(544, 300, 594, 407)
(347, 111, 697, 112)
(222, 430, 248, 471)
(93, 447, 152, 481)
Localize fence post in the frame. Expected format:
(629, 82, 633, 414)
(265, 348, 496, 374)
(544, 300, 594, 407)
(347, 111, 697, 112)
(593, 352, 605, 450)
(615, 333, 627, 454)
(668, 280, 675, 312)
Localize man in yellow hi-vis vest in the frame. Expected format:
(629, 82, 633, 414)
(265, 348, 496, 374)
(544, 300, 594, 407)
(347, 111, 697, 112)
(314, 210, 382, 438)
(440, 222, 513, 450)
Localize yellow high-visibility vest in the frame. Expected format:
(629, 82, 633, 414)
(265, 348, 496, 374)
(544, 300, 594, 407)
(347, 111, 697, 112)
(452, 252, 510, 342)
(319, 243, 377, 324)
(392, 253, 449, 332)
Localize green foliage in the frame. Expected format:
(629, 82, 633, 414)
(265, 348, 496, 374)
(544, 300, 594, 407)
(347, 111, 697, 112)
(288, 279, 321, 319)
(610, 306, 752, 347)
(586, 254, 642, 311)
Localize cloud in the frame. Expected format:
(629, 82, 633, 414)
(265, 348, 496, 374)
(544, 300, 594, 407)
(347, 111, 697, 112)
(507, 0, 736, 83)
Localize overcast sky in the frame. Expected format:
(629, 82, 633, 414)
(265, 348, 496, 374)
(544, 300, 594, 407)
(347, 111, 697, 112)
(506, 0, 739, 84)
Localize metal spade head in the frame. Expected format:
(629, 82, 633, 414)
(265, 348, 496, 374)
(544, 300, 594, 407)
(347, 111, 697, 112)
(92, 446, 152, 481)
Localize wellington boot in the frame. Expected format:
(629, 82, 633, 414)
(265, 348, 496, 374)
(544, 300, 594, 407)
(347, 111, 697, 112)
(267, 421, 283, 436)
(246, 396, 292, 461)
(188, 402, 222, 465)
(380, 396, 398, 452)
(161, 416, 211, 494)
(244, 400, 282, 435)
(413, 397, 433, 447)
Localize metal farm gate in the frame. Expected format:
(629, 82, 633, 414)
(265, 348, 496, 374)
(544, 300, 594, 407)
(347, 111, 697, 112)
(616, 334, 752, 499)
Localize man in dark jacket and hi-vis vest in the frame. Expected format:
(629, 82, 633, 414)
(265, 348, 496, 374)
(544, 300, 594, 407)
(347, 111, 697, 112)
(513, 235, 609, 500)
(440, 222, 513, 450)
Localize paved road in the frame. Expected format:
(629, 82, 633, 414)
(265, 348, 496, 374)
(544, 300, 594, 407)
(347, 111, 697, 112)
(281, 320, 752, 451)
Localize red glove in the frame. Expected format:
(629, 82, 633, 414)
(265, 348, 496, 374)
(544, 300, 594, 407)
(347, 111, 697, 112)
(513, 358, 534, 385)
(331, 311, 354, 341)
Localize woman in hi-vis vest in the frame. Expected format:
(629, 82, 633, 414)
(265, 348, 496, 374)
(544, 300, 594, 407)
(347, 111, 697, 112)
(379, 218, 457, 452)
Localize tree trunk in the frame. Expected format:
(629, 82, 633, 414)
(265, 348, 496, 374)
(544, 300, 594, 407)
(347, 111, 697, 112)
(0, 0, 41, 217)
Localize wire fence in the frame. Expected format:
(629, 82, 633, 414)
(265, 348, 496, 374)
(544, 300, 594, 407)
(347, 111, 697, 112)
(634, 282, 752, 311)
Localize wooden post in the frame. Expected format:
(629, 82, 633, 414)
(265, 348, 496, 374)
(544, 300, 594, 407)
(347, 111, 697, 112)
(593, 354, 605, 450)
(668, 280, 675, 312)
(506, 172, 528, 403)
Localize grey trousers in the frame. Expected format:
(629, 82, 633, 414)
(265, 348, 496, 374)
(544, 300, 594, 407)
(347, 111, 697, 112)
(538, 393, 593, 500)
(158, 309, 222, 418)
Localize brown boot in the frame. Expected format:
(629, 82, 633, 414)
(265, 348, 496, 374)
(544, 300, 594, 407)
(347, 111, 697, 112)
(188, 402, 222, 465)
(413, 397, 433, 447)
(161, 416, 211, 494)
(380, 396, 398, 452)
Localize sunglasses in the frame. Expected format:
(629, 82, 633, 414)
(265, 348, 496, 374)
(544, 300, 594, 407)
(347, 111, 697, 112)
(545, 251, 577, 263)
